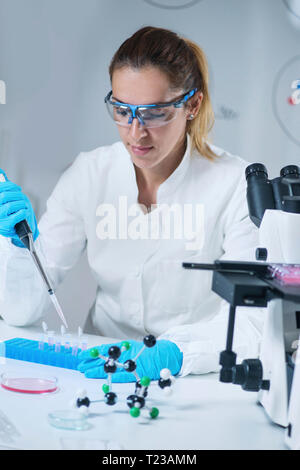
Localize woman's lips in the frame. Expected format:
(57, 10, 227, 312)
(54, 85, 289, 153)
(130, 145, 153, 156)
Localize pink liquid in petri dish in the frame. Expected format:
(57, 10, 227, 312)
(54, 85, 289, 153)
(270, 264, 300, 285)
(1, 376, 57, 394)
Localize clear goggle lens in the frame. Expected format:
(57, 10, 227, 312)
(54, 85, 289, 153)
(106, 101, 179, 128)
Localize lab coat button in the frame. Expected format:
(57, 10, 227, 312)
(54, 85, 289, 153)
(132, 267, 141, 277)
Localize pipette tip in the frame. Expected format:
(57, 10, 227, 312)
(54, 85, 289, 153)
(49, 292, 68, 329)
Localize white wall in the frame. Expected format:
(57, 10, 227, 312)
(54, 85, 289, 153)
(0, 0, 299, 330)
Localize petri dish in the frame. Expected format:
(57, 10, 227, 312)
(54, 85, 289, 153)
(48, 410, 91, 431)
(0, 372, 58, 394)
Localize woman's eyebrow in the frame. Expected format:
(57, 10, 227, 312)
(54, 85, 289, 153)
(111, 95, 126, 104)
(112, 95, 173, 107)
(111, 94, 172, 106)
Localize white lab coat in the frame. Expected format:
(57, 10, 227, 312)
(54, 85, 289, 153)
(0, 135, 264, 376)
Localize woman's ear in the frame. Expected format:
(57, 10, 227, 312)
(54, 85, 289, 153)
(186, 91, 203, 119)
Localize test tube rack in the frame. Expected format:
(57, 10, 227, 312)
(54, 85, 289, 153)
(3, 338, 82, 370)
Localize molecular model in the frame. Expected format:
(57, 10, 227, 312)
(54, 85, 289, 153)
(288, 79, 300, 106)
(70, 335, 175, 419)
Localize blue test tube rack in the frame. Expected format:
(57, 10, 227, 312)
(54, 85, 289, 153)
(3, 338, 82, 370)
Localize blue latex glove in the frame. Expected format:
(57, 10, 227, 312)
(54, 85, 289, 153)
(77, 339, 183, 383)
(0, 169, 39, 247)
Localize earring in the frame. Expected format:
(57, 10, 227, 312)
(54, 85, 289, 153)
(189, 114, 194, 120)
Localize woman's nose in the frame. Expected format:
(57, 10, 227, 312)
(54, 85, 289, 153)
(128, 118, 148, 141)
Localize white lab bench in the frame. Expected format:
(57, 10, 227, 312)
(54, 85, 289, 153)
(0, 320, 287, 450)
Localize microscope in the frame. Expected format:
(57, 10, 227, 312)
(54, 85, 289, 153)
(183, 163, 300, 449)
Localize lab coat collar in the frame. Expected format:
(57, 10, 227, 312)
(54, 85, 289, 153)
(123, 133, 192, 203)
(123, 134, 191, 204)
(157, 133, 192, 201)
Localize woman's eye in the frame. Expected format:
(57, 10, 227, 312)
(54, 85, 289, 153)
(115, 106, 129, 117)
(144, 109, 165, 119)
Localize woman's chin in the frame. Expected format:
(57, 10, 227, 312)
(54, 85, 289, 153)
(131, 153, 159, 169)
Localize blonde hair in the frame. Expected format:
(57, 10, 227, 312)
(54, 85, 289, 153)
(183, 38, 216, 160)
(109, 26, 217, 160)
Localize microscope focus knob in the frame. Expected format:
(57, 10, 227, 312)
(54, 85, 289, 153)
(255, 247, 268, 261)
(232, 359, 270, 392)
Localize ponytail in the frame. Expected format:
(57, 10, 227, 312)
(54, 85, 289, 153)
(183, 38, 216, 160)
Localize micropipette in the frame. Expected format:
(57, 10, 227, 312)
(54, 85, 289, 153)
(0, 173, 68, 328)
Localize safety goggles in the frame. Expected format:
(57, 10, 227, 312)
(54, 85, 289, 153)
(104, 88, 197, 128)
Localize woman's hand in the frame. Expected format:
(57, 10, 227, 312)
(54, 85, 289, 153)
(77, 339, 183, 382)
(0, 169, 39, 247)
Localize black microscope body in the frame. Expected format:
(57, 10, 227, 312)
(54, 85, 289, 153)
(183, 163, 300, 394)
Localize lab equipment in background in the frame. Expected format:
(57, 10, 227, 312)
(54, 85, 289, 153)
(3, 337, 82, 370)
(246, 162, 300, 443)
(182, 260, 296, 398)
(245, 163, 300, 228)
(183, 162, 300, 449)
(0, 172, 68, 329)
(1, 372, 58, 394)
(273, 56, 300, 148)
(73, 335, 174, 420)
(1, 326, 88, 370)
(268, 264, 300, 285)
(48, 410, 90, 431)
(288, 79, 300, 105)
(61, 326, 87, 352)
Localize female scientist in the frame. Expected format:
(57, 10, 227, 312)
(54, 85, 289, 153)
(0, 27, 263, 381)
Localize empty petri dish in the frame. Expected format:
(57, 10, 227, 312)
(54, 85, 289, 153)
(48, 410, 91, 431)
(1, 372, 58, 394)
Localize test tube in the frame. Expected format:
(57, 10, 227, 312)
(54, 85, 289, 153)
(72, 340, 79, 357)
(38, 335, 44, 350)
(63, 334, 72, 351)
(40, 322, 48, 350)
(77, 327, 87, 351)
(47, 331, 55, 348)
(80, 338, 88, 351)
(55, 336, 61, 353)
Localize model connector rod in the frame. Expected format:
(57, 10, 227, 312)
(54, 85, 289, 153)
(0, 173, 68, 329)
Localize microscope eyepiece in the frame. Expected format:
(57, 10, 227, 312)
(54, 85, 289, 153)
(245, 163, 268, 180)
(280, 165, 300, 178)
(245, 162, 300, 226)
(245, 163, 274, 227)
